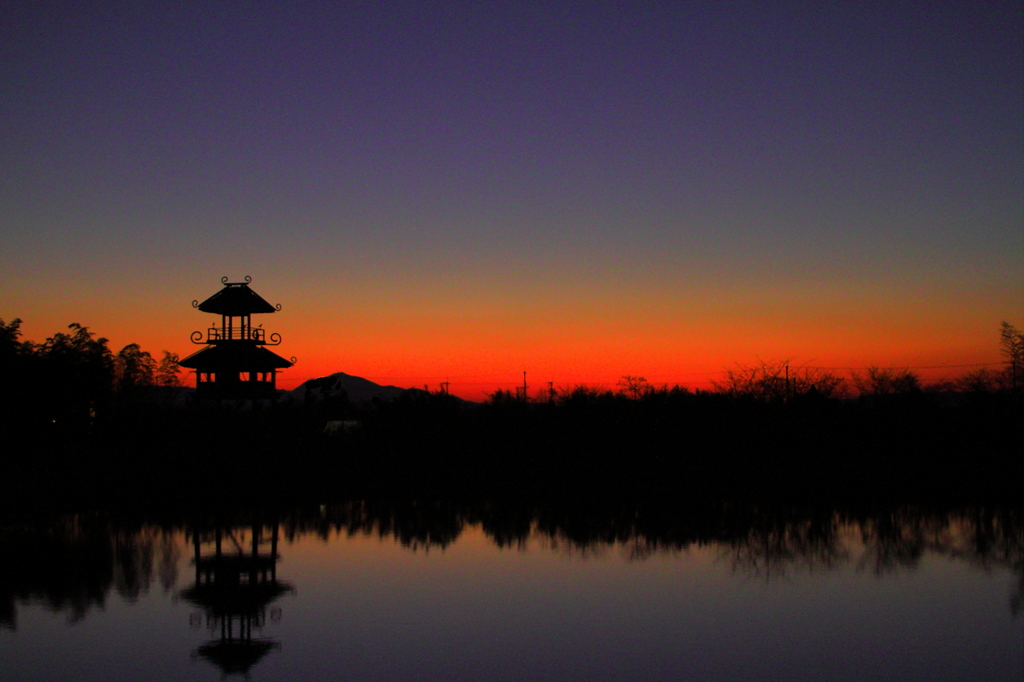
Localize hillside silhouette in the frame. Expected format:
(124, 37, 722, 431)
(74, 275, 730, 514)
(294, 372, 428, 404)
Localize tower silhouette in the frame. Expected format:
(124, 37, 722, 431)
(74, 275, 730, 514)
(180, 277, 294, 401)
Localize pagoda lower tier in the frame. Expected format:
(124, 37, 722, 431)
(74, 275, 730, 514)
(180, 342, 293, 401)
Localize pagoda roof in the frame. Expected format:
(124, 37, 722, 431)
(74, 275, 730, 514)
(196, 279, 278, 316)
(194, 638, 280, 677)
(180, 344, 294, 371)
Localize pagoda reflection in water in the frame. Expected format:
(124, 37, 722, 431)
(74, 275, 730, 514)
(181, 519, 294, 678)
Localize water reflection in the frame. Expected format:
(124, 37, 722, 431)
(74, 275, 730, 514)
(182, 518, 293, 678)
(2, 499, 1021, 681)
(3, 500, 1020, 624)
(0, 515, 180, 628)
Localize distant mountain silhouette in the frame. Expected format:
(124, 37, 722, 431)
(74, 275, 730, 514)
(292, 372, 425, 403)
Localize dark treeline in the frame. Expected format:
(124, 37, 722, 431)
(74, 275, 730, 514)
(2, 498, 1022, 630)
(0, 317, 182, 431)
(3, 383, 1020, 509)
(1, 317, 1022, 508)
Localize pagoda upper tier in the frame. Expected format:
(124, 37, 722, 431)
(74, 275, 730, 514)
(191, 276, 283, 345)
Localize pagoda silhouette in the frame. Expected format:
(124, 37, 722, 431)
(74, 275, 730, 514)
(180, 277, 295, 402)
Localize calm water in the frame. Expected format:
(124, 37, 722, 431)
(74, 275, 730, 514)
(2, 503, 1021, 681)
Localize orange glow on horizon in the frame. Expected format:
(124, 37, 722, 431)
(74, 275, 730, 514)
(6, 281, 1012, 402)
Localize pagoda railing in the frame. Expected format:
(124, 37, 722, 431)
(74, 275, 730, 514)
(209, 326, 265, 342)
(191, 328, 283, 345)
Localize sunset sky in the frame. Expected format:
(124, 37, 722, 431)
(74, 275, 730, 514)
(2, 2, 1021, 399)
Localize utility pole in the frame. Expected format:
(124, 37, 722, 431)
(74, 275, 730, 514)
(548, 381, 554, 404)
(522, 371, 528, 401)
(785, 362, 790, 402)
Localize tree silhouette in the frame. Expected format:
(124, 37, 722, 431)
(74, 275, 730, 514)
(949, 367, 1007, 393)
(616, 375, 653, 399)
(154, 351, 182, 388)
(0, 318, 26, 354)
(714, 360, 845, 401)
(0, 318, 34, 429)
(1000, 321, 1023, 390)
(115, 343, 156, 391)
(38, 323, 115, 426)
(852, 366, 921, 396)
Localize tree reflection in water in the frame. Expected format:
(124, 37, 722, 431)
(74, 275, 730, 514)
(0, 515, 180, 628)
(722, 511, 851, 580)
(1, 499, 1021, 676)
